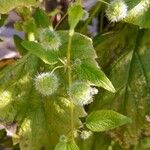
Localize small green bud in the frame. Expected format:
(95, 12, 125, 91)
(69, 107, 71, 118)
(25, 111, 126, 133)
(80, 130, 92, 140)
(39, 28, 61, 50)
(74, 58, 82, 67)
(81, 10, 89, 21)
(106, 0, 128, 22)
(59, 135, 68, 142)
(68, 81, 98, 106)
(34, 72, 59, 96)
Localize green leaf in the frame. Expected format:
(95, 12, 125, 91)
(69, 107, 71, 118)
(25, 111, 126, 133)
(75, 59, 115, 93)
(94, 24, 138, 68)
(124, 0, 150, 28)
(22, 41, 58, 65)
(22, 18, 37, 34)
(57, 31, 114, 92)
(86, 110, 131, 132)
(0, 0, 37, 14)
(13, 35, 27, 55)
(57, 31, 97, 60)
(91, 26, 150, 147)
(68, 4, 84, 30)
(55, 142, 67, 150)
(0, 14, 7, 26)
(14, 21, 23, 31)
(0, 54, 86, 150)
(33, 8, 50, 28)
(55, 141, 79, 150)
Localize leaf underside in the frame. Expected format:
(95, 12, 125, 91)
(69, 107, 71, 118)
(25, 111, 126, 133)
(91, 26, 150, 148)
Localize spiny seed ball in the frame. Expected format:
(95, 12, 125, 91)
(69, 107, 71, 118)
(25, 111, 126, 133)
(39, 28, 61, 50)
(80, 130, 92, 140)
(106, 0, 128, 22)
(68, 81, 98, 106)
(34, 72, 59, 96)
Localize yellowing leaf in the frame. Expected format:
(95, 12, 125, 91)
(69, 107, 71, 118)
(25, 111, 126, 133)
(0, 0, 37, 14)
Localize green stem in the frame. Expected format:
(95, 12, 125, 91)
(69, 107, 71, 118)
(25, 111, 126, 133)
(50, 66, 64, 74)
(67, 31, 74, 140)
(100, 10, 104, 33)
(99, 0, 110, 5)
(80, 2, 102, 33)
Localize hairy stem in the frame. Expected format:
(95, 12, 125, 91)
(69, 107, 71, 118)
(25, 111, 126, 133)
(67, 31, 74, 140)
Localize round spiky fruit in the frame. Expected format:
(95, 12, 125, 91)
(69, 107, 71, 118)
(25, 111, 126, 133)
(39, 28, 61, 50)
(68, 81, 98, 106)
(106, 0, 128, 22)
(80, 130, 92, 140)
(34, 72, 59, 96)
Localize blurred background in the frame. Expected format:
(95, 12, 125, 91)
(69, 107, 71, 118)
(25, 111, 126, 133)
(0, 0, 150, 150)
